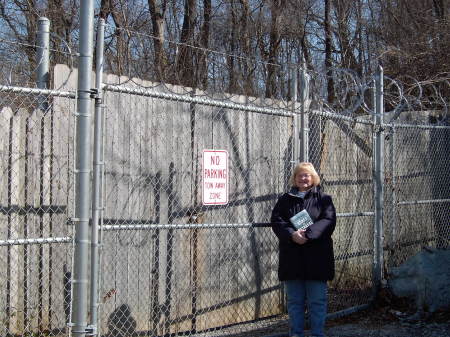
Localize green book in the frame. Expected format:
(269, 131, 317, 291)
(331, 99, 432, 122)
(290, 209, 313, 230)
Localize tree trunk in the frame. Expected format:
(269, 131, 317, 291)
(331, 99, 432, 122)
(198, 0, 211, 89)
(227, 1, 238, 93)
(177, 0, 197, 87)
(324, 0, 334, 103)
(265, 0, 282, 98)
(148, 0, 167, 81)
(239, 0, 255, 95)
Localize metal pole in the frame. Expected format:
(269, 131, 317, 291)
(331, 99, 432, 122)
(390, 125, 397, 261)
(372, 65, 385, 296)
(299, 61, 309, 162)
(88, 18, 105, 336)
(36, 17, 50, 331)
(291, 66, 299, 164)
(71, 1, 94, 336)
(37, 17, 50, 92)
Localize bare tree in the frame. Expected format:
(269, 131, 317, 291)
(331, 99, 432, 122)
(371, 0, 450, 80)
(324, 0, 334, 102)
(265, 0, 282, 97)
(197, 0, 211, 89)
(0, 0, 80, 83)
(47, 0, 76, 65)
(238, 0, 255, 95)
(1, 0, 447, 94)
(148, 0, 168, 80)
(0, 0, 38, 81)
(176, 0, 196, 86)
(333, 0, 359, 72)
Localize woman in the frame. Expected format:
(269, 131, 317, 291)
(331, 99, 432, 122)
(271, 162, 336, 337)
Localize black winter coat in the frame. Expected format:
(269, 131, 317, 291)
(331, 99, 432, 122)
(271, 186, 336, 281)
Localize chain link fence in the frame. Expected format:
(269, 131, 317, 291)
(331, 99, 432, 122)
(0, 85, 76, 336)
(385, 122, 450, 266)
(96, 70, 293, 336)
(0, 17, 449, 337)
(310, 111, 375, 313)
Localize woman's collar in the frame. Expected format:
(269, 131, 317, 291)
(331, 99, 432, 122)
(288, 186, 315, 197)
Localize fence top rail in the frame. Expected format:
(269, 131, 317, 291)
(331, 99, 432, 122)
(311, 108, 375, 125)
(102, 223, 256, 230)
(103, 83, 296, 117)
(397, 198, 450, 206)
(0, 84, 76, 98)
(385, 122, 450, 130)
(0, 236, 72, 246)
(101, 213, 372, 231)
(102, 83, 383, 125)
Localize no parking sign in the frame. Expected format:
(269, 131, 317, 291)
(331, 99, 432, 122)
(202, 150, 229, 205)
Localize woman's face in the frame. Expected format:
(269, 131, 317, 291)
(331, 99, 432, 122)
(295, 171, 313, 191)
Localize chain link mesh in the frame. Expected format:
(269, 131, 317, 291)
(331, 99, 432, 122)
(94, 51, 449, 335)
(98, 75, 291, 335)
(385, 122, 450, 267)
(0, 86, 75, 336)
(308, 111, 375, 312)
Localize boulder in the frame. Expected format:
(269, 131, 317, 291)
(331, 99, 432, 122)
(388, 247, 450, 314)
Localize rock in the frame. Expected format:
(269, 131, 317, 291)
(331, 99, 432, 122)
(388, 247, 450, 314)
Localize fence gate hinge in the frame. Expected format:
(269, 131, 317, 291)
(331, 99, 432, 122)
(374, 125, 385, 133)
(90, 88, 99, 98)
(85, 324, 97, 336)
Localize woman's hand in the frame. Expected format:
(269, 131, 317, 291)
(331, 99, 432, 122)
(291, 230, 308, 245)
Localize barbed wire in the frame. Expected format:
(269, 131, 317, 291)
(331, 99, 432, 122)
(98, 28, 449, 123)
(0, 35, 77, 87)
(106, 24, 286, 67)
(0, 24, 448, 124)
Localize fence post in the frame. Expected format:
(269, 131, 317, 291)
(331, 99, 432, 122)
(36, 17, 50, 332)
(372, 65, 385, 297)
(291, 66, 300, 164)
(71, 1, 94, 337)
(299, 62, 309, 162)
(389, 125, 397, 261)
(37, 17, 50, 92)
(88, 18, 106, 336)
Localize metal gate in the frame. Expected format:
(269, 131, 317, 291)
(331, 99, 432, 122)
(96, 79, 293, 336)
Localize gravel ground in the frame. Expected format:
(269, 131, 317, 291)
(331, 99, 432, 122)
(205, 299, 450, 337)
(222, 310, 450, 337)
(322, 307, 450, 337)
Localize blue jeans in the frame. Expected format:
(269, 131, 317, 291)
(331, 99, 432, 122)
(284, 279, 327, 337)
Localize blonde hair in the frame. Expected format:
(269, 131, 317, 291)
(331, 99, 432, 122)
(289, 162, 321, 187)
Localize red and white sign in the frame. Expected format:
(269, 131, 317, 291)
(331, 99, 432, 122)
(202, 149, 229, 205)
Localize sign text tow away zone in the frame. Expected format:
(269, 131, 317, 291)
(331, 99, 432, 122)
(202, 150, 229, 205)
